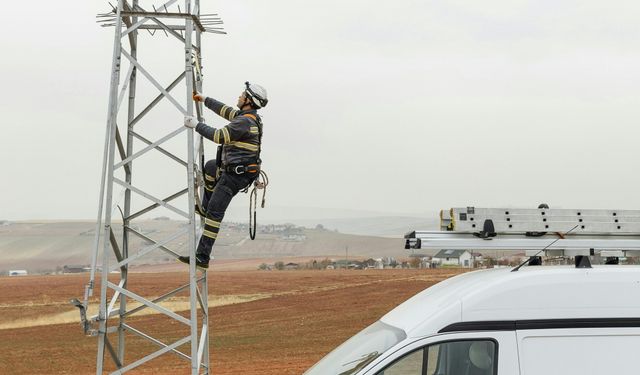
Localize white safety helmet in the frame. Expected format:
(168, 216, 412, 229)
(244, 81, 268, 109)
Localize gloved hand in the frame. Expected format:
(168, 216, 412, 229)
(184, 115, 198, 129)
(192, 91, 206, 102)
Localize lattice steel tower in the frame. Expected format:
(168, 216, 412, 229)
(73, 1, 224, 373)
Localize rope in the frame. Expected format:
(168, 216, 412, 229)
(194, 164, 206, 217)
(249, 170, 269, 240)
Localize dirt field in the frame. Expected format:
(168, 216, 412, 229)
(0, 268, 466, 374)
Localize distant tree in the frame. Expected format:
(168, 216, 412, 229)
(320, 258, 332, 269)
(315, 224, 325, 231)
(258, 263, 268, 270)
(274, 261, 285, 270)
(409, 257, 421, 269)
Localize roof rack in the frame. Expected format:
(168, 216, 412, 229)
(405, 206, 640, 269)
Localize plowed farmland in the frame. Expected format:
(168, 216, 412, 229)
(0, 269, 465, 374)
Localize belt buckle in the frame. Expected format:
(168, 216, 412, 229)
(234, 165, 245, 174)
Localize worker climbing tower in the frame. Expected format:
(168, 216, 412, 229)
(73, 1, 224, 373)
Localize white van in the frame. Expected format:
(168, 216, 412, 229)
(305, 266, 640, 375)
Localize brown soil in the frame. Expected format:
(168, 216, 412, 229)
(0, 269, 466, 374)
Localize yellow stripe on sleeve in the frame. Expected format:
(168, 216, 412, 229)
(203, 230, 218, 239)
(222, 128, 230, 143)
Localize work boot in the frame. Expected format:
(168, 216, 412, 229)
(177, 255, 209, 270)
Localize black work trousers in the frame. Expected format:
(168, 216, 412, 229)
(196, 159, 256, 263)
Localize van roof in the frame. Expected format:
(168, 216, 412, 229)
(380, 266, 640, 338)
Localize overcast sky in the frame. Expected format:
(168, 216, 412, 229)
(1, 0, 640, 221)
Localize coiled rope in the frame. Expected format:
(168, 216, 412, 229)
(249, 170, 269, 240)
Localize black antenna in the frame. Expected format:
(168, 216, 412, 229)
(511, 224, 579, 272)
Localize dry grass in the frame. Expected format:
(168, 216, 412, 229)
(0, 294, 271, 330)
(0, 269, 466, 374)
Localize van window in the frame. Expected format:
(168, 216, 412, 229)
(377, 339, 497, 375)
(378, 348, 423, 375)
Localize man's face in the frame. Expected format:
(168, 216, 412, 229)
(237, 91, 247, 108)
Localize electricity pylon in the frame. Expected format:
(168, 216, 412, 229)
(74, 1, 225, 373)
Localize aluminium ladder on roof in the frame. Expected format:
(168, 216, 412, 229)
(407, 207, 640, 258)
(442, 207, 640, 234)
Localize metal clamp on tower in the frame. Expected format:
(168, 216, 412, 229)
(405, 205, 640, 269)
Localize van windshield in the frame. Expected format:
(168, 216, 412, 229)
(304, 321, 406, 375)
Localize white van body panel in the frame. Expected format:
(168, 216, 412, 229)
(462, 267, 640, 322)
(517, 327, 640, 375)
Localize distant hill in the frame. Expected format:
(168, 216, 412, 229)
(0, 220, 411, 273)
(220, 206, 439, 237)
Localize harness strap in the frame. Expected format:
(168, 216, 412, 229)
(222, 162, 260, 175)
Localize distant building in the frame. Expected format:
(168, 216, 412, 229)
(347, 262, 363, 270)
(362, 258, 384, 269)
(382, 257, 398, 268)
(9, 270, 27, 276)
(260, 223, 304, 235)
(374, 258, 384, 269)
(284, 262, 299, 270)
(63, 265, 91, 273)
(282, 234, 306, 241)
(420, 256, 434, 269)
(433, 250, 473, 267)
